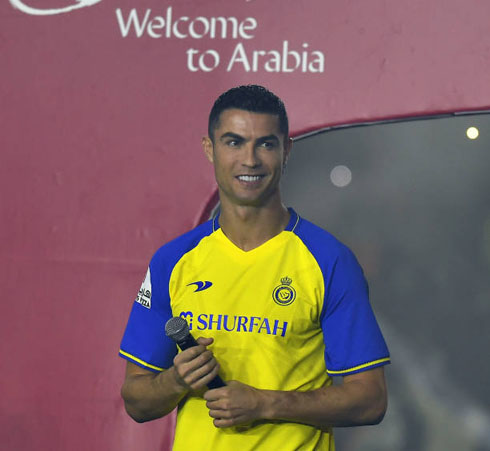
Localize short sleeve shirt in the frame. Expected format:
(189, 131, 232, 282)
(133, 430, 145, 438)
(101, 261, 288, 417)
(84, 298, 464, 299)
(120, 209, 390, 450)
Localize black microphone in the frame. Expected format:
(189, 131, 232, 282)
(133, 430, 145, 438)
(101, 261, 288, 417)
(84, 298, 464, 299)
(165, 316, 226, 389)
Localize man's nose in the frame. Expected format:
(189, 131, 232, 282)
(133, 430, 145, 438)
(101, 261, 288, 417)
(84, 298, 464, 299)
(242, 145, 260, 167)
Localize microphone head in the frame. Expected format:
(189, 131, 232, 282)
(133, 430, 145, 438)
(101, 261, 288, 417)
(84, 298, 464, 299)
(165, 316, 189, 343)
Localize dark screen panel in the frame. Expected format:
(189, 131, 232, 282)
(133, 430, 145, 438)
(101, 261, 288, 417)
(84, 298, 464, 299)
(283, 115, 490, 451)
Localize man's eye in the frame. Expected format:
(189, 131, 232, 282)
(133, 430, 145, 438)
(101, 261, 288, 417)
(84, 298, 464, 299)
(227, 140, 240, 147)
(261, 141, 275, 149)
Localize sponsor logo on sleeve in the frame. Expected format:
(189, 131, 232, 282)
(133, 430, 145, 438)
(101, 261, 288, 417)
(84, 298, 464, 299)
(135, 268, 151, 309)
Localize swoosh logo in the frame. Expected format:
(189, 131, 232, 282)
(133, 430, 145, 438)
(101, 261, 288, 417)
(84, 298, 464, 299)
(187, 281, 213, 292)
(9, 0, 103, 16)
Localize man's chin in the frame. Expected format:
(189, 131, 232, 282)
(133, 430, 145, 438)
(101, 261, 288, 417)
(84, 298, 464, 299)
(219, 186, 278, 208)
(232, 193, 274, 208)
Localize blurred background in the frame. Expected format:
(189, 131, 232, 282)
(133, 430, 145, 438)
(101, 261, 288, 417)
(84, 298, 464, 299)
(283, 114, 490, 451)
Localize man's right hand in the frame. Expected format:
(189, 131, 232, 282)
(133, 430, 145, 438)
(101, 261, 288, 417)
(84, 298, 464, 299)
(121, 337, 220, 422)
(172, 337, 221, 392)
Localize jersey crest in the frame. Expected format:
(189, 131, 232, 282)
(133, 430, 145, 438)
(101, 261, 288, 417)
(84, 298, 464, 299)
(272, 276, 296, 306)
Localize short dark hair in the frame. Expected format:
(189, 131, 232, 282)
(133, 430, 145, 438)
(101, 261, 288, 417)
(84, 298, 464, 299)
(208, 85, 289, 141)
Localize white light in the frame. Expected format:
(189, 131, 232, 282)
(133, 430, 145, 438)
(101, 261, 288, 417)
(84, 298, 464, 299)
(330, 165, 352, 188)
(466, 127, 479, 140)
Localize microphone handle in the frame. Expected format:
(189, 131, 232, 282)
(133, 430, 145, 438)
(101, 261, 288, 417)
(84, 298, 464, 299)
(176, 335, 226, 389)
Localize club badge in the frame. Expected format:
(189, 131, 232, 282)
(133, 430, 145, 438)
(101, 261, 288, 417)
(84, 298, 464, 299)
(272, 276, 296, 306)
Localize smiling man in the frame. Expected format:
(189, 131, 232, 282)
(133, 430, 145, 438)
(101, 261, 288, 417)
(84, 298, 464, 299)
(119, 85, 390, 450)
(204, 108, 287, 211)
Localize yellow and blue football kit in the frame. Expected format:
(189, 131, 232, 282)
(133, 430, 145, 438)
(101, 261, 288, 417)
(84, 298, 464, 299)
(119, 209, 390, 450)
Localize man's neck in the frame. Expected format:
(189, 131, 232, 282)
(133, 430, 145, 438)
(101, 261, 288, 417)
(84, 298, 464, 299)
(218, 199, 290, 252)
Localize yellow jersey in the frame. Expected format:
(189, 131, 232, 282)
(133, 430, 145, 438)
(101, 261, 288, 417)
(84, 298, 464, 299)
(120, 209, 390, 450)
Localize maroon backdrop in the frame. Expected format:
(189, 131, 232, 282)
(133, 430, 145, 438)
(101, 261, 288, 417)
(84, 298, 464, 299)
(2, 0, 490, 449)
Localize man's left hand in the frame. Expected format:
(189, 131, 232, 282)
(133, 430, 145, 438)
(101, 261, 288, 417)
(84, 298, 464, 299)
(204, 380, 265, 428)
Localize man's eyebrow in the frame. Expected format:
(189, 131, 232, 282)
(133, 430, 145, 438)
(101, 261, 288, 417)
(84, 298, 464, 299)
(257, 134, 280, 142)
(218, 132, 281, 142)
(219, 132, 245, 141)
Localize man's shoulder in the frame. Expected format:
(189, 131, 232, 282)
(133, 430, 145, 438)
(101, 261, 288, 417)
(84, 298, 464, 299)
(294, 214, 352, 258)
(150, 219, 215, 268)
(293, 213, 365, 280)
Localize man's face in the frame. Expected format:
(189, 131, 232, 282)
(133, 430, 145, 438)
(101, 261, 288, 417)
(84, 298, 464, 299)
(203, 109, 291, 208)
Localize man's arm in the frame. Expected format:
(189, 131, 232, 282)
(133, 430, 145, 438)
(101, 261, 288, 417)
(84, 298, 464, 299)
(121, 337, 220, 423)
(204, 366, 387, 429)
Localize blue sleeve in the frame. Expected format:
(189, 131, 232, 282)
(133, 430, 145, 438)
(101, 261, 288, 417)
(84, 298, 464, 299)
(321, 246, 390, 375)
(118, 220, 215, 372)
(294, 216, 390, 376)
(119, 260, 177, 373)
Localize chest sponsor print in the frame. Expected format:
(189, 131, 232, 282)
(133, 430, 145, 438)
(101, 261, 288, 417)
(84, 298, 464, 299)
(178, 311, 288, 337)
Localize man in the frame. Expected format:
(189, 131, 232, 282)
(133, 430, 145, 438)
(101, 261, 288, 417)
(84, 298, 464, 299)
(119, 85, 390, 450)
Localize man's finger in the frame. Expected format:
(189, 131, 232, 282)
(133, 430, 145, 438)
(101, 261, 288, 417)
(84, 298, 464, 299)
(187, 362, 220, 389)
(208, 408, 232, 419)
(205, 399, 221, 410)
(175, 350, 214, 377)
(213, 416, 248, 428)
(203, 385, 230, 401)
(196, 337, 214, 346)
(174, 345, 207, 363)
(180, 356, 218, 381)
(213, 418, 233, 428)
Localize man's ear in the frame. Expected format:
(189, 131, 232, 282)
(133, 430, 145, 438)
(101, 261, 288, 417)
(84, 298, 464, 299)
(283, 137, 293, 168)
(202, 136, 214, 163)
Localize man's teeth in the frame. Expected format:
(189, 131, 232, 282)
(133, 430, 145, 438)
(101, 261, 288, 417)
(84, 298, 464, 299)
(238, 175, 262, 181)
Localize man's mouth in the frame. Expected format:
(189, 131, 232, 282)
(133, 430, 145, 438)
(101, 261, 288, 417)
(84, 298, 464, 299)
(237, 175, 264, 182)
